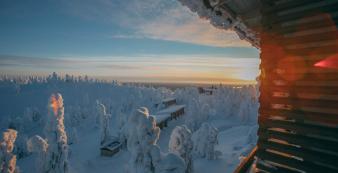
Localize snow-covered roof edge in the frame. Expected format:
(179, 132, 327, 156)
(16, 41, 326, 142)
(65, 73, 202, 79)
(178, 0, 260, 48)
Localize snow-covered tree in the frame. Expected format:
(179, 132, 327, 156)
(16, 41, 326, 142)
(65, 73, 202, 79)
(157, 153, 186, 173)
(44, 93, 69, 173)
(27, 135, 48, 173)
(68, 127, 78, 145)
(169, 126, 193, 173)
(0, 129, 18, 173)
(13, 134, 28, 159)
(191, 123, 219, 160)
(97, 101, 111, 145)
(123, 107, 161, 173)
(185, 100, 211, 131)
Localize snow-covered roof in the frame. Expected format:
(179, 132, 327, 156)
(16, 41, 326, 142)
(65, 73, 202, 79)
(162, 98, 176, 103)
(152, 114, 171, 123)
(203, 88, 216, 92)
(101, 137, 121, 150)
(178, 0, 261, 48)
(156, 105, 185, 115)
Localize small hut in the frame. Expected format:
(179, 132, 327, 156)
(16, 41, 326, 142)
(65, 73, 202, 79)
(100, 138, 122, 157)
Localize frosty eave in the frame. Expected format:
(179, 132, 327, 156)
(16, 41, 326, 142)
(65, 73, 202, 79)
(178, 0, 261, 48)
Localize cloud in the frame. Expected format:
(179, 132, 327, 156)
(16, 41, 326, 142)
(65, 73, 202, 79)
(137, 15, 249, 47)
(0, 55, 140, 72)
(0, 54, 259, 83)
(61, 0, 250, 47)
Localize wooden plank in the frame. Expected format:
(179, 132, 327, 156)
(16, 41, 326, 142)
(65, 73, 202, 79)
(259, 78, 338, 90)
(258, 116, 338, 139)
(259, 95, 338, 110)
(285, 41, 338, 50)
(266, 87, 338, 98)
(261, 0, 324, 14)
(259, 108, 338, 126)
(259, 55, 335, 66)
(262, 72, 338, 82)
(274, 93, 338, 102)
(261, 43, 338, 56)
(260, 52, 338, 64)
(258, 139, 338, 168)
(262, 1, 338, 24)
(258, 128, 338, 153)
(278, 32, 338, 47)
(282, 45, 338, 56)
(257, 149, 338, 173)
(260, 90, 338, 105)
(259, 99, 338, 116)
(233, 146, 258, 173)
(266, 16, 338, 34)
(261, 79, 338, 87)
(256, 160, 299, 173)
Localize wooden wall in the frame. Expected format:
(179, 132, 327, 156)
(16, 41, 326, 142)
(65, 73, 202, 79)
(257, 0, 338, 172)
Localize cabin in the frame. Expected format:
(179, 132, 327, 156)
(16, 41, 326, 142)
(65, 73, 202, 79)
(156, 105, 185, 120)
(198, 86, 217, 95)
(100, 138, 122, 157)
(181, 0, 338, 172)
(198, 87, 212, 95)
(153, 105, 185, 129)
(153, 114, 171, 129)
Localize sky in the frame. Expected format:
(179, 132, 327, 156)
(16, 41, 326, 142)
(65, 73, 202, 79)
(0, 0, 260, 84)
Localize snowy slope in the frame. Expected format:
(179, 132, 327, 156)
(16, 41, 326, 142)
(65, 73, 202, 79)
(0, 75, 259, 173)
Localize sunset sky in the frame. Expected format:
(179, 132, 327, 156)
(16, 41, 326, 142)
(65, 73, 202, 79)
(0, 0, 260, 84)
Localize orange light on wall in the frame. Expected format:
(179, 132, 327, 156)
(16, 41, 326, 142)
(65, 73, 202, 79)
(277, 55, 307, 82)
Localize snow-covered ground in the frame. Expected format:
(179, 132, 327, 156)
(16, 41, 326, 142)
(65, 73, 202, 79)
(0, 74, 259, 173)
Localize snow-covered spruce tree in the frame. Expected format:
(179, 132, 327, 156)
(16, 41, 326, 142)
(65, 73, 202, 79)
(124, 107, 161, 173)
(44, 93, 69, 173)
(191, 123, 219, 160)
(169, 125, 193, 173)
(27, 135, 48, 173)
(96, 101, 111, 145)
(0, 129, 18, 173)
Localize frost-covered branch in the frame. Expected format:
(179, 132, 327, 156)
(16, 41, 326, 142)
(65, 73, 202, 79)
(0, 129, 18, 173)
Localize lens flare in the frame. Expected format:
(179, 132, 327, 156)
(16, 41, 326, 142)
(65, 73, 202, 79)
(314, 54, 338, 69)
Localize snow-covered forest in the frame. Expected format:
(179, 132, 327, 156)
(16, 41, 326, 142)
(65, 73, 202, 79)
(0, 73, 259, 173)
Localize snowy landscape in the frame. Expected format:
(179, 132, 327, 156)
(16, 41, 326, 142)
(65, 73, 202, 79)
(0, 73, 259, 173)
